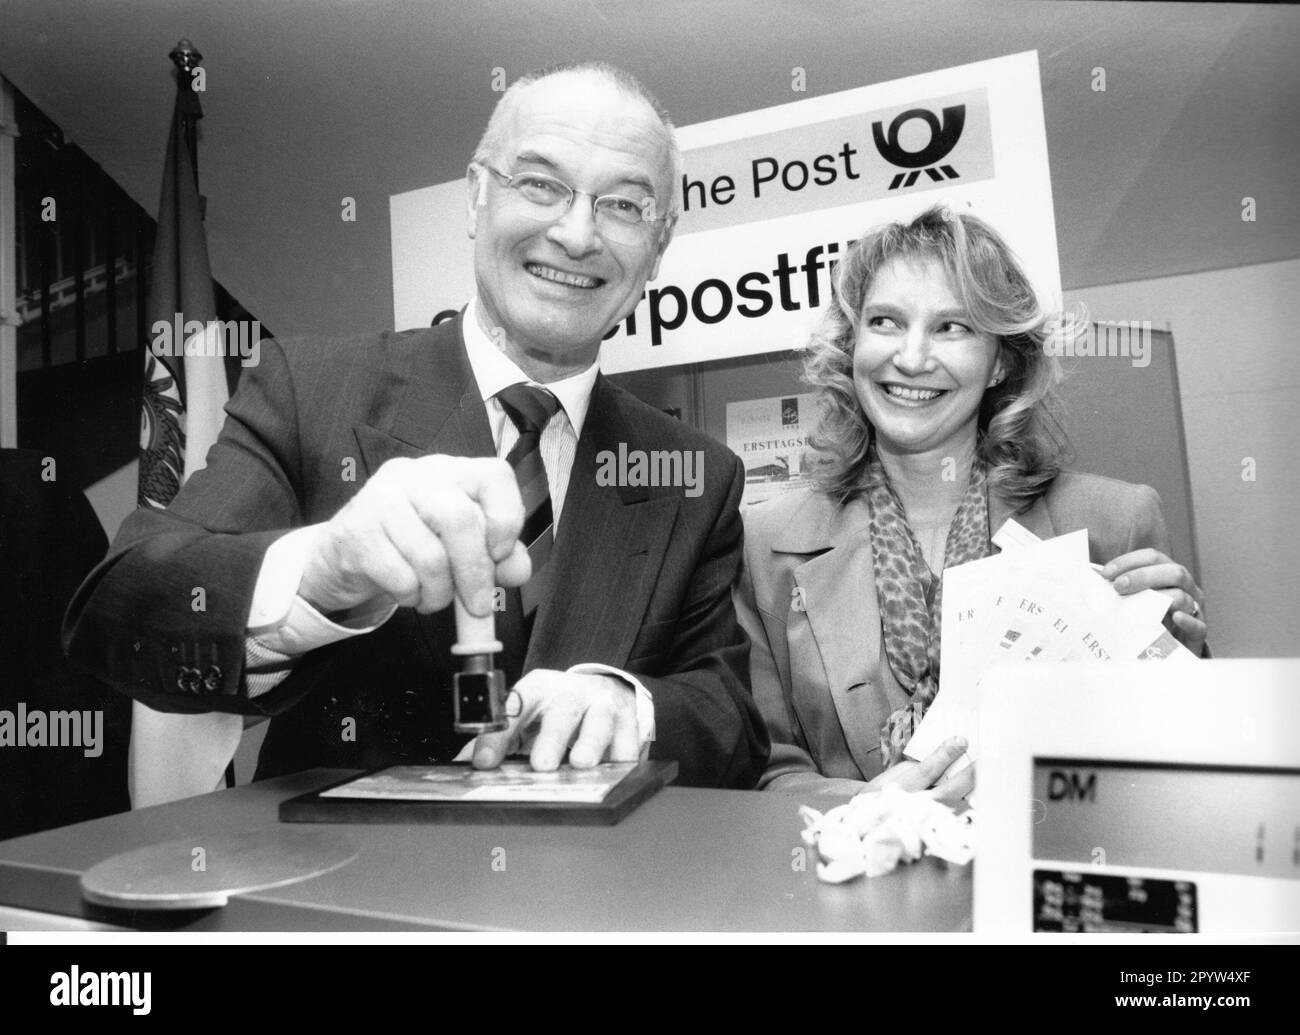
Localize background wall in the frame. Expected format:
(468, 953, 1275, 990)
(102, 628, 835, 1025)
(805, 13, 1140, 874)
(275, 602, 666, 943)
(1063, 258, 1300, 658)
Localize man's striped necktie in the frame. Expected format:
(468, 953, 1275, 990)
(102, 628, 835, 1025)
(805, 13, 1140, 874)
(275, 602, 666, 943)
(496, 383, 561, 625)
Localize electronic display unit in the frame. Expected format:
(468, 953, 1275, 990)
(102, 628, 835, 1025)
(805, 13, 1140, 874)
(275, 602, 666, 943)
(975, 660, 1300, 934)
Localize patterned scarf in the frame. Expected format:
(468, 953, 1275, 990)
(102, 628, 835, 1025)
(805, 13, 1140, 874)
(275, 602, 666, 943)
(865, 445, 992, 768)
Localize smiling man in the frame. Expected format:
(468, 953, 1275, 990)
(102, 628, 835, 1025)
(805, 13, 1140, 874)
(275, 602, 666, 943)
(65, 63, 769, 790)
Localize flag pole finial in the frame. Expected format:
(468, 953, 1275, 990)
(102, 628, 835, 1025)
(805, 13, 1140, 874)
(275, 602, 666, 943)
(169, 39, 203, 79)
(166, 40, 205, 212)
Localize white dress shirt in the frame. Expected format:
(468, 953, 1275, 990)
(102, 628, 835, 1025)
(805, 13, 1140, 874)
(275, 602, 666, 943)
(242, 298, 654, 752)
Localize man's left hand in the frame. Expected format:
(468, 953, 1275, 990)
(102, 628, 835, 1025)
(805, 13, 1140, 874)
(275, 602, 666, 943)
(470, 670, 640, 771)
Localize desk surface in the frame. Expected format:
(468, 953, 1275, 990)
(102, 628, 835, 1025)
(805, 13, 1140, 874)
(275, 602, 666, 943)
(0, 770, 971, 932)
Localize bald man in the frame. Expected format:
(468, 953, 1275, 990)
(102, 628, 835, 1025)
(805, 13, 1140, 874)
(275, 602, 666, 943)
(66, 63, 768, 789)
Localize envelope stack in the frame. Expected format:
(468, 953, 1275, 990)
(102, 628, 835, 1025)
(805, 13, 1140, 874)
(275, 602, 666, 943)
(905, 520, 1198, 766)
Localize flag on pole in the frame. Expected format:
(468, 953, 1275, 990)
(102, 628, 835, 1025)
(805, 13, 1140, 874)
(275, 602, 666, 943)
(131, 43, 243, 810)
(137, 58, 227, 508)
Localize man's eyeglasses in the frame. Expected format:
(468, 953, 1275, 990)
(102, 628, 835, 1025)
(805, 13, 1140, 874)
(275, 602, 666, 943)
(474, 162, 667, 246)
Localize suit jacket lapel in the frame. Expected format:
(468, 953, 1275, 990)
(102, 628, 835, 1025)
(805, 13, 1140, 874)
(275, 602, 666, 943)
(775, 495, 884, 778)
(352, 314, 494, 473)
(526, 376, 680, 670)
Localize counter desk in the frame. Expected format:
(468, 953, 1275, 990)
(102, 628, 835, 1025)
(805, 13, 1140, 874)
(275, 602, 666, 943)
(0, 769, 971, 932)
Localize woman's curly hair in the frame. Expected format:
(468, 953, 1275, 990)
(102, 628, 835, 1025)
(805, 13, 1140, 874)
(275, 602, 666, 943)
(802, 205, 1071, 506)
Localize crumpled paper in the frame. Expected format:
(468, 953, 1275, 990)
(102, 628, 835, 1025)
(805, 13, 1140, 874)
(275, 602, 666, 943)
(799, 785, 975, 883)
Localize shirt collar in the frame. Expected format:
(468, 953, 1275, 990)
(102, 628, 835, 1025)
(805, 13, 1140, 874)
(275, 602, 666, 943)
(462, 297, 598, 437)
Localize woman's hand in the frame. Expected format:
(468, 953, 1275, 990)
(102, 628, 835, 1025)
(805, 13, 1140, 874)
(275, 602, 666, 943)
(865, 736, 973, 808)
(1102, 548, 1207, 656)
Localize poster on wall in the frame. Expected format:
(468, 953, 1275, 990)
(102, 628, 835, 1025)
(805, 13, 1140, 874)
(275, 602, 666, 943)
(391, 50, 1059, 374)
(726, 393, 817, 508)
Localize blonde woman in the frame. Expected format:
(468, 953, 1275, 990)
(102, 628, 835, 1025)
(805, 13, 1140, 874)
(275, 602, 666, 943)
(735, 207, 1206, 801)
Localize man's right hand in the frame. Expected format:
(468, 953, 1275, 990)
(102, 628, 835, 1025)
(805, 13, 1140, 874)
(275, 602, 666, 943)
(298, 455, 531, 618)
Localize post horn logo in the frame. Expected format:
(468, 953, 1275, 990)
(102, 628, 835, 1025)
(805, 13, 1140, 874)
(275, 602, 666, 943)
(872, 104, 966, 190)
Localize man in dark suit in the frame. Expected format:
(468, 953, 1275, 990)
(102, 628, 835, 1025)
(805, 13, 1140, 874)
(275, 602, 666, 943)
(64, 62, 768, 789)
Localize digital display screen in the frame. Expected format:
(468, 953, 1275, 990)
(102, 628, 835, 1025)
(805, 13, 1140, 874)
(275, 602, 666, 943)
(1031, 758, 1300, 879)
(1033, 869, 1197, 933)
